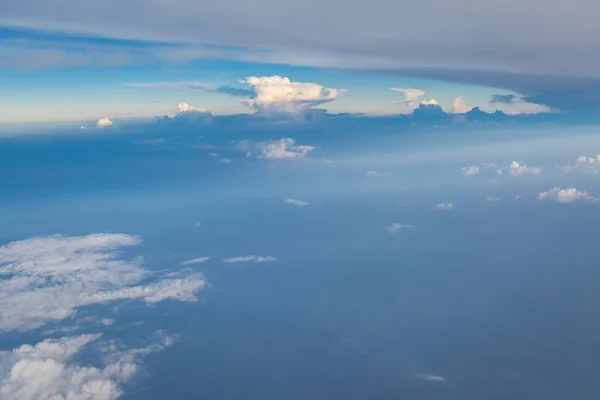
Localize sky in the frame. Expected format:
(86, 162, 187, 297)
(2, 2, 600, 400)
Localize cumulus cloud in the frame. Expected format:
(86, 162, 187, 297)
(283, 198, 309, 207)
(366, 170, 391, 177)
(0, 233, 206, 332)
(238, 138, 316, 159)
(0, 332, 175, 400)
(452, 97, 471, 113)
(537, 187, 598, 203)
(390, 88, 425, 111)
(223, 255, 277, 263)
(96, 117, 113, 128)
(460, 165, 480, 176)
(180, 256, 210, 266)
(421, 99, 439, 106)
(175, 102, 209, 115)
(385, 223, 415, 233)
(480, 161, 499, 169)
(559, 154, 600, 174)
(239, 76, 345, 113)
(436, 202, 454, 210)
(507, 161, 542, 176)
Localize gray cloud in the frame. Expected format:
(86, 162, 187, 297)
(490, 94, 517, 104)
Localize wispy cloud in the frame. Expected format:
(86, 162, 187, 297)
(283, 198, 309, 207)
(223, 255, 277, 263)
(125, 81, 253, 97)
(460, 165, 480, 176)
(415, 374, 447, 383)
(181, 256, 210, 266)
(436, 202, 454, 210)
(385, 223, 415, 233)
(238, 138, 317, 160)
(0, 233, 205, 332)
(537, 187, 598, 203)
(366, 170, 391, 177)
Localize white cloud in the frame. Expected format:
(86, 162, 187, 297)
(421, 98, 439, 106)
(0, 233, 206, 332)
(390, 88, 425, 111)
(219, 158, 232, 163)
(283, 198, 309, 207)
(0, 332, 175, 400)
(559, 154, 600, 175)
(460, 165, 480, 176)
(96, 117, 113, 128)
(537, 187, 598, 203)
(452, 97, 470, 113)
(239, 138, 316, 159)
(480, 162, 499, 168)
(180, 256, 210, 266)
(239, 76, 344, 113)
(175, 102, 208, 115)
(507, 161, 542, 176)
(436, 202, 454, 210)
(208, 153, 219, 158)
(223, 255, 277, 263)
(385, 223, 415, 233)
(485, 196, 500, 202)
(415, 374, 447, 383)
(366, 170, 391, 177)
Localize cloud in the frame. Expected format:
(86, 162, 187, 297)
(559, 154, 600, 174)
(0, 233, 206, 332)
(537, 187, 598, 203)
(366, 170, 391, 177)
(452, 97, 471, 113)
(385, 223, 415, 233)
(175, 102, 209, 115)
(490, 94, 517, 104)
(460, 165, 480, 176)
(239, 76, 345, 113)
(507, 161, 542, 176)
(415, 374, 447, 383)
(486, 196, 500, 202)
(283, 198, 309, 207)
(126, 81, 254, 97)
(390, 88, 425, 111)
(223, 255, 277, 263)
(96, 117, 113, 128)
(239, 138, 316, 159)
(0, 332, 174, 400)
(480, 162, 499, 169)
(180, 256, 210, 266)
(436, 202, 454, 210)
(219, 158, 232, 163)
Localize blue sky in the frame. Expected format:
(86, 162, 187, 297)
(3, 2, 600, 399)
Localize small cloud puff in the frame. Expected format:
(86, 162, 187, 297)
(96, 117, 113, 128)
(180, 256, 210, 266)
(239, 138, 316, 160)
(240, 76, 345, 114)
(223, 255, 278, 263)
(485, 196, 500, 202)
(366, 170, 391, 177)
(508, 161, 542, 176)
(460, 165, 480, 176)
(175, 102, 209, 115)
(385, 223, 415, 233)
(436, 202, 454, 210)
(283, 198, 309, 207)
(537, 187, 598, 203)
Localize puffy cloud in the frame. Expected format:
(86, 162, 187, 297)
(421, 99, 439, 106)
(283, 198, 309, 207)
(239, 138, 316, 159)
(181, 256, 210, 266)
(366, 170, 391, 177)
(537, 187, 598, 203)
(559, 154, 600, 174)
(239, 76, 345, 113)
(223, 255, 277, 263)
(460, 165, 480, 176)
(436, 202, 454, 210)
(96, 117, 113, 128)
(0, 332, 175, 400)
(507, 161, 542, 176)
(175, 102, 209, 115)
(452, 97, 471, 113)
(385, 223, 415, 233)
(390, 88, 426, 111)
(0, 233, 206, 332)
